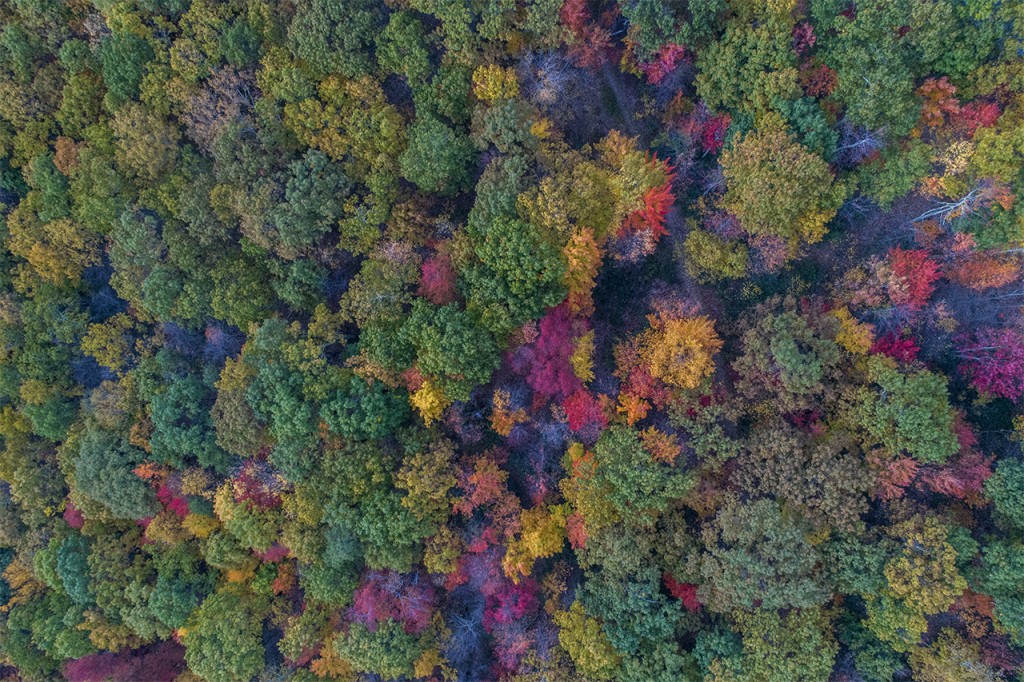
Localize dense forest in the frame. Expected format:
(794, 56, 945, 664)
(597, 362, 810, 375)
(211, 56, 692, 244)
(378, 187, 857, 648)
(0, 0, 1022, 680)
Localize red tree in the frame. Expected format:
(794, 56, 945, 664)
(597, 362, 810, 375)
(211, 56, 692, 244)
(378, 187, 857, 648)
(525, 305, 585, 401)
(638, 44, 690, 85)
(870, 333, 920, 363)
(887, 247, 940, 310)
(419, 252, 459, 305)
(350, 571, 436, 634)
(232, 460, 282, 510)
(663, 573, 701, 612)
(64, 499, 85, 529)
(156, 484, 190, 519)
(562, 389, 608, 433)
(956, 100, 1002, 138)
(959, 328, 1024, 400)
(701, 113, 731, 154)
(560, 0, 614, 68)
(918, 452, 993, 502)
(792, 22, 816, 55)
(483, 578, 539, 631)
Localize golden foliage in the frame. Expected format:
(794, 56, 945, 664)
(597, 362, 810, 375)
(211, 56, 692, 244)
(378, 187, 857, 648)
(640, 427, 681, 464)
(472, 64, 520, 102)
(570, 331, 596, 384)
(831, 306, 874, 355)
(503, 504, 569, 581)
(411, 379, 451, 426)
(616, 393, 649, 426)
(491, 389, 528, 437)
(639, 314, 722, 389)
(563, 228, 602, 317)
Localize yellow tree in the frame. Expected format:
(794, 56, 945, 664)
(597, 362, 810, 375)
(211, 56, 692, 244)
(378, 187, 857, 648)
(563, 228, 602, 317)
(503, 504, 569, 581)
(639, 313, 723, 390)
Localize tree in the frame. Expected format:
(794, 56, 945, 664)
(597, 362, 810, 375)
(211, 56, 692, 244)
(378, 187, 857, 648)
(149, 376, 231, 473)
(815, 1, 920, 137)
(553, 601, 621, 680)
(400, 113, 476, 195)
(321, 376, 410, 440)
(589, 426, 693, 517)
(401, 301, 501, 401)
(148, 546, 215, 629)
(733, 299, 842, 413)
(882, 515, 967, 618)
(503, 504, 568, 580)
(287, 0, 383, 79)
(183, 587, 266, 682)
(908, 628, 1001, 682)
(74, 428, 159, 520)
(985, 458, 1024, 531)
(683, 228, 749, 283)
(269, 150, 351, 257)
(959, 328, 1024, 401)
(377, 11, 432, 83)
(694, 20, 796, 116)
(977, 541, 1024, 646)
(5, 211, 100, 286)
(736, 425, 872, 532)
(852, 356, 959, 464)
(209, 254, 276, 330)
(56, 534, 93, 607)
(100, 32, 154, 108)
(334, 619, 426, 680)
(719, 114, 846, 250)
(525, 305, 584, 400)
(886, 247, 940, 310)
(211, 357, 265, 457)
(638, 314, 722, 390)
(395, 438, 457, 525)
(700, 498, 828, 614)
(110, 104, 180, 183)
(462, 217, 567, 337)
(419, 251, 459, 306)
(731, 607, 838, 682)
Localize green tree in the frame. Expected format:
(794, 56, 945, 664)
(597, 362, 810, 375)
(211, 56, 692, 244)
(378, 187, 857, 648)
(400, 300, 501, 401)
(149, 375, 231, 473)
(462, 217, 567, 337)
(334, 619, 426, 679)
(851, 356, 959, 464)
(700, 499, 828, 613)
(56, 534, 93, 607)
(75, 428, 159, 520)
(320, 376, 410, 440)
(400, 113, 476, 196)
(287, 0, 383, 79)
(184, 587, 266, 682)
(985, 458, 1024, 531)
(719, 114, 846, 250)
(269, 150, 351, 257)
(695, 20, 797, 115)
(589, 426, 694, 518)
(683, 228, 749, 283)
(733, 298, 842, 413)
(148, 545, 215, 629)
(731, 607, 839, 682)
(622, 0, 726, 60)
(100, 32, 154, 108)
(377, 11, 432, 83)
(977, 541, 1024, 646)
